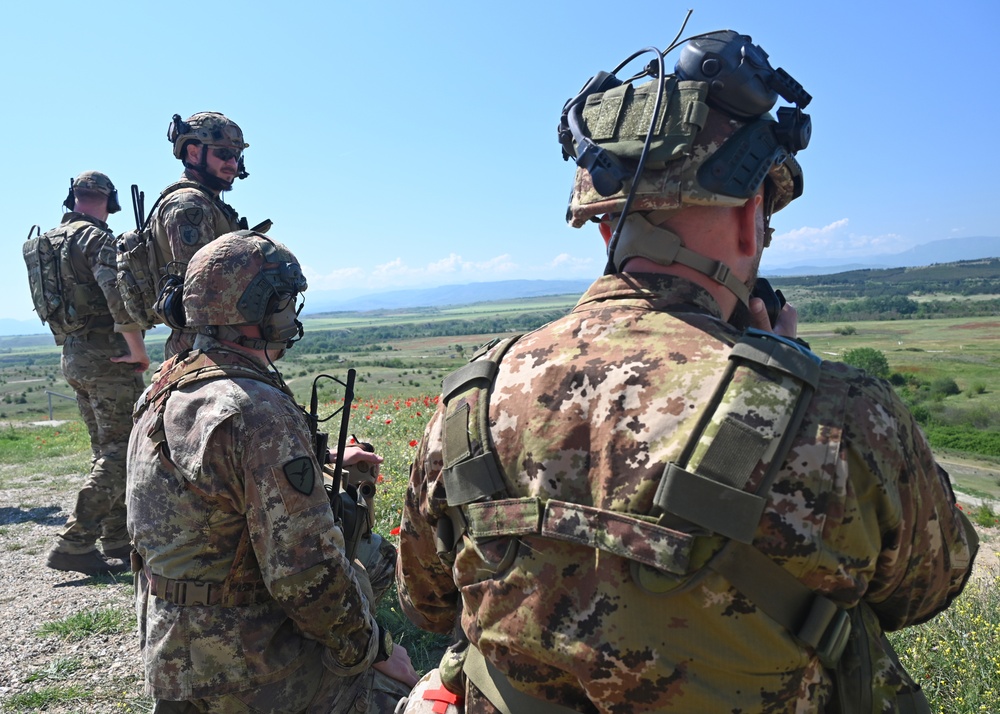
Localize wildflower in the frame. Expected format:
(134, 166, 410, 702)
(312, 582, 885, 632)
(390, 526, 401, 536)
(409, 440, 418, 447)
(385, 418, 392, 424)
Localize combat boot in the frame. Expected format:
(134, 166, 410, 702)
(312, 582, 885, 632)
(102, 543, 134, 561)
(46, 548, 129, 576)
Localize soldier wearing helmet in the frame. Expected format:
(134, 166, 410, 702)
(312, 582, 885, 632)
(395, 28, 976, 713)
(152, 111, 256, 359)
(23, 171, 149, 577)
(127, 232, 418, 713)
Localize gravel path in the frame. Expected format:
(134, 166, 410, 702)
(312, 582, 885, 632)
(0, 457, 147, 713)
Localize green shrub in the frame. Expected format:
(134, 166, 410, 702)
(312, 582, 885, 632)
(929, 377, 961, 400)
(842, 347, 890, 379)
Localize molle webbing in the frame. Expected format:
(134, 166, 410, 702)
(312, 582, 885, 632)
(581, 77, 710, 166)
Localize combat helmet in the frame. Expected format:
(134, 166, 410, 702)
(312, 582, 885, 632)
(182, 231, 308, 352)
(559, 28, 812, 299)
(63, 170, 121, 214)
(167, 112, 248, 160)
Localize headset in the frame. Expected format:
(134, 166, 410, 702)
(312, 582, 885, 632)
(558, 15, 811, 273)
(63, 178, 122, 214)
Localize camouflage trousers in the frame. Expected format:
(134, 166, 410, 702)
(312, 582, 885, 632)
(149, 535, 409, 714)
(55, 332, 145, 554)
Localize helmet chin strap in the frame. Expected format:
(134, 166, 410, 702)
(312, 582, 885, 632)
(611, 213, 751, 306)
(182, 146, 235, 193)
(198, 325, 294, 354)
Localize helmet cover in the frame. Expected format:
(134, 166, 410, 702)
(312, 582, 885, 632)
(168, 112, 248, 160)
(183, 232, 307, 329)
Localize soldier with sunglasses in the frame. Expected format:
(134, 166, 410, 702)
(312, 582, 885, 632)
(153, 112, 253, 359)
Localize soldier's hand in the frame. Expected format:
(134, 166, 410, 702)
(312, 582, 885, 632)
(110, 351, 150, 373)
(328, 444, 384, 469)
(748, 297, 798, 339)
(373, 643, 420, 688)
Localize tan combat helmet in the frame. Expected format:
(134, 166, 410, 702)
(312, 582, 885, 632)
(183, 231, 307, 351)
(167, 112, 248, 159)
(65, 170, 121, 213)
(559, 29, 812, 302)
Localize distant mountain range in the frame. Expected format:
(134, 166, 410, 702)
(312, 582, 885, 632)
(304, 279, 593, 315)
(3, 236, 998, 337)
(762, 235, 1000, 276)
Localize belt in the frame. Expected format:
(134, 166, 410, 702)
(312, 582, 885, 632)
(144, 567, 271, 607)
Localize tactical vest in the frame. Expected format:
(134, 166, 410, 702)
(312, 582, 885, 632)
(22, 221, 106, 343)
(134, 348, 372, 606)
(134, 349, 289, 606)
(116, 181, 243, 330)
(438, 329, 932, 714)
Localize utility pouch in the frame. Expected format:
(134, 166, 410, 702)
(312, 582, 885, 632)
(580, 78, 709, 167)
(829, 601, 930, 714)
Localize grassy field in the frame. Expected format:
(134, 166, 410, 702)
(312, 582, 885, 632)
(3, 301, 1000, 710)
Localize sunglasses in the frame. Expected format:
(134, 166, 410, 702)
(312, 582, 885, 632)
(210, 147, 242, 162)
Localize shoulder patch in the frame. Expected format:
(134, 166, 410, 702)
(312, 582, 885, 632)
(183, 207, 204, 226)
(283, 456, 315, 495)
(180, 225, 200, 245)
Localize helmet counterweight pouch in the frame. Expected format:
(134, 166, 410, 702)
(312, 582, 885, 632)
(579, 78, 710, 168)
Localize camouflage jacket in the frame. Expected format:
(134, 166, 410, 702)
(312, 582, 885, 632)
(126, 336, 379, 700)
(51, 212, 141, 337)
(150, 173, 243, 271)
(396, 273, 975, 713)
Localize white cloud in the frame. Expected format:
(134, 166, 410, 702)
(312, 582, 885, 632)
(771, 219, 913, 260)
(303, 253, 523, 289)
(549, 253, 594, 270)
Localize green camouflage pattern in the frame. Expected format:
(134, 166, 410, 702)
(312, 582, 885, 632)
(397, 273, 974, 713)
(127, 335, 385, 704)
(567, 106, 802, 228)
(150, 177, 243, 358)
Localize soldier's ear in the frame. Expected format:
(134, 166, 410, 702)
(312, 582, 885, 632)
(184, 142, 202, 164)
(737, 193, 763, 258)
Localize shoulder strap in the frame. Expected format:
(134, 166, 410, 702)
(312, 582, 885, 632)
(143, 180, 211, 228)
(440, 335, 523, 508)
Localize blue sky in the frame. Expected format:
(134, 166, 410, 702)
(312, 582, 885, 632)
(3, 0, 998, 324)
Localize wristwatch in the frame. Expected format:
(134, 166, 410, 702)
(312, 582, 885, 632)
(375, 623, 394, 663)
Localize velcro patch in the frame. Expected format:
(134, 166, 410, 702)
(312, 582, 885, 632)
(184, 207, 204, 225)
(181, 225, 200, 245)
(283, 456, 315, 495)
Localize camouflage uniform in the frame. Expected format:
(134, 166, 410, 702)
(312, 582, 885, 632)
(150, 177, 243, 358)
(49, 212, 145, 556)
(397, 273, 976, 713)
(127, 335, 407, 713)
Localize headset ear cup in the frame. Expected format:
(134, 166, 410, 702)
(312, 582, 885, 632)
(63, 186, 75, 211)
(107, 189, 122, 214)
(155, 275, 187, 330)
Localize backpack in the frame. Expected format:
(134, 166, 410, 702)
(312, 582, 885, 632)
(22, 221, 104, 343)
(115, 181, 212, 330)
